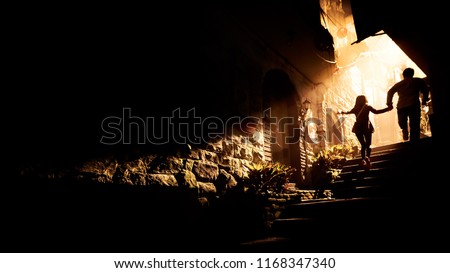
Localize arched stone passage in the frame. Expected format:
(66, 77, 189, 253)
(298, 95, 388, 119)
(262, 69, 302, 185)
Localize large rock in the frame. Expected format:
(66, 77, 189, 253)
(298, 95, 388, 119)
(192, 160, 219, 182)
(215, 169, 238, 195)
(147, 156, 184, 174)
(146, 174, 178, 187)
(176, 169, 198, 189)
(77, 158, 118, 183)
(197, 182, 217, 196)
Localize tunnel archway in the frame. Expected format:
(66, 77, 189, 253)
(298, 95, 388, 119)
(262, 69, 302, 185)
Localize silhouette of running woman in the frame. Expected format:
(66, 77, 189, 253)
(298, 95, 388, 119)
(339, 95, 393, 168)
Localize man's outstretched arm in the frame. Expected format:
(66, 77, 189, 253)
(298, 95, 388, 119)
(386, 86, 396, 107)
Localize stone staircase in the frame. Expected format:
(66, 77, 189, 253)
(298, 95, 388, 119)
(330, 138, 432, 199)
(240, 137, 449, 252)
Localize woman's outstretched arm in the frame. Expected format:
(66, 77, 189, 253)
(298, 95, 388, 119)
(371, 105, 393, 114)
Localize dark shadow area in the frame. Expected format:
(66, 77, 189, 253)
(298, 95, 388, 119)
(0, 174, 269, 253)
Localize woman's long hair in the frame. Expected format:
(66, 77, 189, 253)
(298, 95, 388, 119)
(352, 95, 368, 113)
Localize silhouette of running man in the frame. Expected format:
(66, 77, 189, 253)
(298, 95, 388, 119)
(386, 67, 430, 142)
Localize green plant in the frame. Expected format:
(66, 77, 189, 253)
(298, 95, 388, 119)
(307, 143, 353, 186)
(243, 161, 296, 195)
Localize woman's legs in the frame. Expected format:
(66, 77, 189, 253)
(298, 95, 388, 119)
(356, 131, 372, 168)
(356, 133, 367, 163)
(363, 131, 373, 168)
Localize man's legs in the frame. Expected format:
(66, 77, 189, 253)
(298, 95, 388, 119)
(409, 106, 421, 142)
(397, 108, 409, 140)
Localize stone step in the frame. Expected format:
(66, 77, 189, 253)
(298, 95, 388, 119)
(345, 137, 434, 165)
(270, 197, 393, 236)
(277, 197, 386, 218)
(269, 217, 320, 237)
(375, 136, 433, 150)
(343, 150, 423, 169)
(331, 183, 387, 199)
(336, 166, 394, 181)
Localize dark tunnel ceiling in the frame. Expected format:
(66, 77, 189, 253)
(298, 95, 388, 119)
(348, 0, 440, 75)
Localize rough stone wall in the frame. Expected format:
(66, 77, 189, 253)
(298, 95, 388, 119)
(18, 4, 334, 201)
(21, 134, 264, 203)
